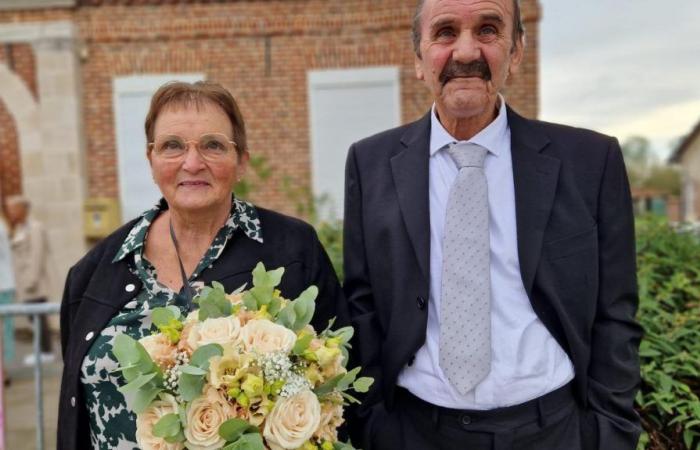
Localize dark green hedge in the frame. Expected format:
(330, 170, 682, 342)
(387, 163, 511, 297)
(636, 217, 700, 450)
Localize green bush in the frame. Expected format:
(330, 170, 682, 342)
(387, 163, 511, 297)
(636, 216, 700, 450)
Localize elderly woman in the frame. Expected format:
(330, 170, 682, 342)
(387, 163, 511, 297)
(57, 81, 346, 449)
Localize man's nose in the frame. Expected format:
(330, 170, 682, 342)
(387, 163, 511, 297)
(452, 32, 481, 63)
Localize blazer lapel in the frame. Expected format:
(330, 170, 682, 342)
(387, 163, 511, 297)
(390, 112, 431, 282)
(508, 108, 560, 296)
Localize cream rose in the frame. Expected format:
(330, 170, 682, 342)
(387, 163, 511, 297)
(184, 386, 237, 450)
(185, 316, 242, 351)
(263, 390, 321, 449)
(240, 319, 297, 354)
(135, 394, 184, 450)
(139, 333, 178, 369)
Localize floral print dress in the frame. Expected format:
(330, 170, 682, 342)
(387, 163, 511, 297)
(79, 196, 262, 449)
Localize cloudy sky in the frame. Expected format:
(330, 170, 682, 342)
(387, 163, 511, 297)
(538, 0, 700, 159)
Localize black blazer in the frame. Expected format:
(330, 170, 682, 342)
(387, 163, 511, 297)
(343, 107, 642, 449)
(58, 207, 346, 450)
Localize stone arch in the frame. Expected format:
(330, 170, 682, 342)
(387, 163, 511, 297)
(0, 62, 40, 203)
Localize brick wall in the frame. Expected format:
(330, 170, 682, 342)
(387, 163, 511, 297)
(0, 0, 540, 217)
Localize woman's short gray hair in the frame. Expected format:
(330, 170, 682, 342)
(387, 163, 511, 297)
(411, 0, 525, 56)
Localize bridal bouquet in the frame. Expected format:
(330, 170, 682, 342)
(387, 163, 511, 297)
(113, 263, 371, 450)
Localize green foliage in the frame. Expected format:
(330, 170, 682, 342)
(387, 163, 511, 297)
(276, 285, 318, 332)
(219, 418, 263, 449)
(196, 281, 233, 321)
(112, 335, 165, 413)
(635, 216, 700, 449)
(622, 135, 681, 196)
(178, 343, 223, 401)
(153, 413, 185, 443)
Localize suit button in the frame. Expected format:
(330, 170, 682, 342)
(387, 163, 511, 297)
(125, 283, 136, 293)
(71, 396, 76, 407)
(416, 296, 426, 310)
(85, 331, 94, 341)
(460, 414, 472, 426)
(408, 355, 416, 366)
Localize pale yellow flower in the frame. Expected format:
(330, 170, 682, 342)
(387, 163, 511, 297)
(139, 333, 178, 370)
(135, 393, 184, 450)
(186, 316, 242, 351)
(263, 390, 321, 449)
(313, 399, 344, 443)
(240, 319, 297, 354)
(184, 386, 237, 450)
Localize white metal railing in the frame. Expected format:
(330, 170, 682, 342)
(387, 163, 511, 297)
(0, 302, 60, 450)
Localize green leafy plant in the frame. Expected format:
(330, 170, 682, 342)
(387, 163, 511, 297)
(635, 216, 700, 450)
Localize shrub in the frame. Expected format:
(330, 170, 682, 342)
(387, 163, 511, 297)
(635, 216, 700, 450)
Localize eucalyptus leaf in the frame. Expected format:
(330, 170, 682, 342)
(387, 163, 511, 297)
(118, 372, 158, 395)
(190, 343, 224, 368)
(179, 365, 208, 376)
(179, 372, 206, 402)
(313, 373, 345, 396)
(131, 386, 163, 414)
(152, 307, 176, 329)
(219, 418, 258, 442)
(222, 432, 265, 450)
(353, 376, 374, 393)
(153, 413, 181, 439)
(292, 333, 314, 355)
(197, 283, 232, 320)
(336, 367, 361, 392)
(112, 334, 158, 382)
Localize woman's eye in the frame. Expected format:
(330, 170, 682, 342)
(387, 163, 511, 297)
(203, 139, 226, 151)
(163, 140, 184, 151)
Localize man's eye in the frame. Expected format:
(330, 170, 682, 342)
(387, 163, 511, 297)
(436, 27, 456, 38)
(479, 25, 498, 36)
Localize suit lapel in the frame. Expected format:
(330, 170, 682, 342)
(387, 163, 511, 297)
(508, 108, 560, 296)
(391, 112, 431, 282)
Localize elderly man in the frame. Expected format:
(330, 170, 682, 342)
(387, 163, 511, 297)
(342, 0, 642, 449)
(6, 196, 54, 364)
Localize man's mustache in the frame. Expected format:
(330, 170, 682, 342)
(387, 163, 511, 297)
(439, 59, 492, 86)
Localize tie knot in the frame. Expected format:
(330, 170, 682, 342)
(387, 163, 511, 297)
(448, 142, 488, 169)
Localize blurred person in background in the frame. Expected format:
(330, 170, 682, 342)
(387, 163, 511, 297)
(0, 192, 16, 383)
(5, 195, 54, 366)
(57, 81, 346, 449)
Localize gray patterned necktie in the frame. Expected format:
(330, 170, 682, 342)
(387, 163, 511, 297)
(439, 142, 491, 395)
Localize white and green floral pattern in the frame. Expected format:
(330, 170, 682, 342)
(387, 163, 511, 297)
(80, 196, 262, 449)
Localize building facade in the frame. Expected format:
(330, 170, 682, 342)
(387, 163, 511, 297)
(670, 119, 700, 222)
(0, 0, 542, 300)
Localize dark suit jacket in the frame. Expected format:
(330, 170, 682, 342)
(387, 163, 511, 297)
(57, 206, 345, 450)
(343, 107, 642, 449)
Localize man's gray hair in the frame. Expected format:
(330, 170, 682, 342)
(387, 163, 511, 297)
(411, 0, 525, 57)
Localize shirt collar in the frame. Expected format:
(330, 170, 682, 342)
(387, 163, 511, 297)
(429, 94, 508, 157)
(113, 195, 263, 263)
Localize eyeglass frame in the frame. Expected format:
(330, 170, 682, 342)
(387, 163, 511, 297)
(147, 132, 240, 162)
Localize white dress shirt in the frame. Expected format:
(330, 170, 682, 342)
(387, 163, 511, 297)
(396, 97, 575, 409)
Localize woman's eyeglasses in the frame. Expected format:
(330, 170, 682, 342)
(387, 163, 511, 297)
(149, 133, 237, 162)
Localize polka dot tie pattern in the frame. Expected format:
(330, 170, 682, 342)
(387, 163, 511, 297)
(439, 141, 491, 396)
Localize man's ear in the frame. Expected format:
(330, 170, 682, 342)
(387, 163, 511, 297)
(414, 54, 425, 81)
(508, 36, 525, 77)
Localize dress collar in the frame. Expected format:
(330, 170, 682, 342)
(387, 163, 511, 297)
(113, 195, 262, 263)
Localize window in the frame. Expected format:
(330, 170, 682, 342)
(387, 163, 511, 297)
(113, 73, 204, 222)
(308, 67, 401, 219)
